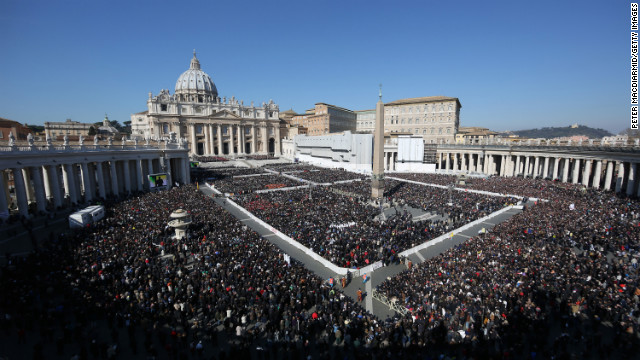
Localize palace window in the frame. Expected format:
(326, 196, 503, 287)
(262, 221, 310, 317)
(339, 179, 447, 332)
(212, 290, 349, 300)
(163, 124, 169, 134)
(161, 104, 167, 111)
(196, 125, 203, 134)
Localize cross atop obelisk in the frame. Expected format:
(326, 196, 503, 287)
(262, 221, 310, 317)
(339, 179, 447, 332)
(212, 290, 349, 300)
(371, 85, 385, 200)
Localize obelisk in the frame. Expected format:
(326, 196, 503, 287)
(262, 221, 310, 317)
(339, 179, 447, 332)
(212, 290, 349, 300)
(371, 85, 385, 199)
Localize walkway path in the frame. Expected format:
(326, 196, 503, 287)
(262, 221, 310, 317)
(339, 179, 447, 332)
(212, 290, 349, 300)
(199, 178, 526, 319)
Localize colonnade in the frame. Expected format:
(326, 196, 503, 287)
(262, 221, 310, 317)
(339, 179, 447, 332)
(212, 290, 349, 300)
(0, 144, 191, 218)
(437, 148, 640, 195)
(188, 122, 281, 157)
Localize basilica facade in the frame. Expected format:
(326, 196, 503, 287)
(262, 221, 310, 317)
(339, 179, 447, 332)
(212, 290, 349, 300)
(131, 52, 281, 156)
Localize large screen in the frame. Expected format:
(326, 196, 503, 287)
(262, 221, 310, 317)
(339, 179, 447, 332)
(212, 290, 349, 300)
(148, 173, 168, 188)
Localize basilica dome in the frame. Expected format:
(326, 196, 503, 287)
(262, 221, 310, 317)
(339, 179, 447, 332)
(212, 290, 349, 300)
(175, 51, 218, 98)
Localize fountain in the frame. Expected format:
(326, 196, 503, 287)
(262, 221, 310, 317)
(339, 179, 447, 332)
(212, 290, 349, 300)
(168, 209, 192, 240)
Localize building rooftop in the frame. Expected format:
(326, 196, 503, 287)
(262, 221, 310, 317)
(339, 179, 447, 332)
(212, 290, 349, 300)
(314, 103, 356, 113)
(385, 96, 461, 108)
(0, 117, 22, 127)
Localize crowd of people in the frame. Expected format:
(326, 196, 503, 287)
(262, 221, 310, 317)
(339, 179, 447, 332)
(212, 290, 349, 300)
(377, 183, 640, 358)
(393, 172, 581, 200)
(3, 162, 640, 359)
(192, 156, 229, 162)
(234, 183, 513, 268)
(0, 185, 398, 359)
(210, 174, 302, 194)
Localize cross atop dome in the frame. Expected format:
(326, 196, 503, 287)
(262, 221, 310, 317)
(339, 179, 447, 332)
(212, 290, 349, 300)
(190, 50, 201, 70)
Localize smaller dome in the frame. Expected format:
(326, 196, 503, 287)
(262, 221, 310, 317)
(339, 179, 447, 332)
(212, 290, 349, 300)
(175, 51, 218, 97)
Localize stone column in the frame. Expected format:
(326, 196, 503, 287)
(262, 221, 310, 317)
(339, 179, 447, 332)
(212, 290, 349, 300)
(12, 168, 29, 217)
(572, 158, 581, 184)
(514, 156, 521, 176)
(562, 158, 570, 183)
(123, 160, 131, 194)
(238, 125, 245, 154)
(63, 164, 78, 204)
(260, 125, 268, 154)
(46, 165, 63, 208)
(582, 160, 592, 187)
(135, 159, 143, 191)
(445, 153, 450, 171)
(543, 157, 549, 179)
(627, 163, 637, 196)
(251, 125, 257, 154)
(204, 124, 211, 155)
(230, 124, 236, 155)
(552, 158, 560, 180)
(43, 165, 52, 201)
(615, 162, 625, 193)
(22, 168, 34, 204)
(275, 125, 281, 156)
(31, 166, 46, 213)
(182, 157, 190, 184)
(80, 162, 93, 202)
(189, 124, 197, 155)
(110, 161, 119, 196)
(461, 153, 467, 172)
(217, 124, 223, 155)
(452, 153, 458, 171)
(523, 156, 530, 177)
(0, 171, 8, 217)
(592, 160, 603, 189)
(95, 162, 106, 199)
(165, 157, 173, 189)
(532, 157, 540, 178)
(472, 153, 476, 172)
(72, 165, 82, 202)
(483, 154, 489, 174)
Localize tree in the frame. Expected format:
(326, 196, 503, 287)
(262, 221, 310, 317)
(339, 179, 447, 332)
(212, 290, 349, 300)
(88, 126, 96, 136)
(122, 120, 132, 134)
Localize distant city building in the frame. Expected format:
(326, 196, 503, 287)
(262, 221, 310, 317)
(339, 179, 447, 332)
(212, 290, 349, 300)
(456, 126, 500, 144)
(45, 118, 93, 140)
(131, 51, 281, 156)
(553, 135, 589, 143)
(602, 134, 629, 145)
(355, 109, 376, 133)
(383, 96, 461, 144)
(0, 117, 30, 140)
(290, 103, 356, 136)
(97, 115, 120, 137)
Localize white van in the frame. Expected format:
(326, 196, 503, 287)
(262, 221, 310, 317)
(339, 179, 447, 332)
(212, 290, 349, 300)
(69, 205, 105, 228)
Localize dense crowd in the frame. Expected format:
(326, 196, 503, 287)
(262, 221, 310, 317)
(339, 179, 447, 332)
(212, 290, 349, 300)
(235, 185, 512, 268)
(393, 172, 584, 199)
(0, 185, 395, 359)
(192, 156, 228, 162)
(210, 174, 303, 194)
(377, 184, 640, 358)
(290, 169, 366, 184)
(4, 163, 640, 359)
(244, 155, 278, 160)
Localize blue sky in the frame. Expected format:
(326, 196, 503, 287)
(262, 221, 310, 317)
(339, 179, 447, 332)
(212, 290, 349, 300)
(0, 0, 629, 134)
